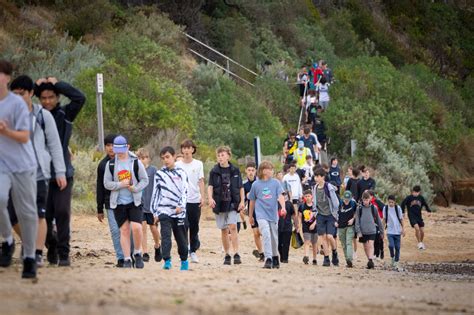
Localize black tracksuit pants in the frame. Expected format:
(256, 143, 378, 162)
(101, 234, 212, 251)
(159, 214, 188, 262)
(46, 177, 73, 259)
(374, 229, 384, 259)
(186, 203, 201, 253)
(278, 231, 292, 261)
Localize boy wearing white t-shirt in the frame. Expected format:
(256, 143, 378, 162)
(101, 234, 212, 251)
(383, 195, 405, 270)
(176, 139, 205, 263)
(282, 162, 302, 212)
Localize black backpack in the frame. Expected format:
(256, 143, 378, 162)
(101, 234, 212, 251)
(383, 205, 402, 226)
(109, 158, 140, 183)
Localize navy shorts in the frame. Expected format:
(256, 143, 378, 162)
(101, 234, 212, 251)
(142, 212, 155, 225)
(316, 214, 337, 236)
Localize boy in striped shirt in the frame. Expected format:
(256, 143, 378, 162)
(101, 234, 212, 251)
(151, 146, 189, 270)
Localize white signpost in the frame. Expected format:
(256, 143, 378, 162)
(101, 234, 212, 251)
(96, 73, 105, 151)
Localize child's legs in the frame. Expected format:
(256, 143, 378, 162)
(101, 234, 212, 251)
(171, 217, 188, 261)
(36, 218, 47, 251)
(279, 231, 291, 261)
(252, 227, 263, 253)
(221, 228, 230, 254)
(312, 235, 318, 259)
(130, 221, 142, 253)
(304, 240, 311, 257)
(229, 223, 239, 253)
(269, 222, 279, 257)
(187, 203, 201, 253)
(419, 226, 425, 242)
(35, 180, 48, 251)
(345, 228, 354, 261)
(159, 215, 173, 261)
(321, 234, 330, 256)
(10, 170, 38, 258)
(142, 222, 148, 253)
(353, 237, 358, 253)
(414, 224, 421, 242)
(257, 219, 272, 260)
(107, 209, 123, 260)
(150, 224, 161, 247)
(363, 240, 374, 259)
(394, 235, 401, 262)
(119, 221, 131, 258)
(387, 234, 395, 258)
(0, 173, 13, 241)
(338, 228, 348, 259)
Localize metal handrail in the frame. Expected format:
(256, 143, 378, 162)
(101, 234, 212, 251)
(183, 32, 258, 77)
(188, 48, 255, 87)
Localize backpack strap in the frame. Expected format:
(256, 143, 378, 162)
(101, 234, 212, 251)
(109, 159, 115, 179)
(133, 159, 140, 183)
(370, 204, 378, 225)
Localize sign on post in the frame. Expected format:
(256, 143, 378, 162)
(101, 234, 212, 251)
(96, 73, 105, 151)
(254, 136, 262, 167)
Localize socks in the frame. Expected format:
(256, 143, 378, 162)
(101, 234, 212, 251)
(36, 249, 43, 256)
(5, 235, 13, 245)
(133, 249, 142, 256)
(125, 257, 131, 261)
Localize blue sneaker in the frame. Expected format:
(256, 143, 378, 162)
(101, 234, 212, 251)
(163, 259, 172, 270)
(180, 260, 189, 271)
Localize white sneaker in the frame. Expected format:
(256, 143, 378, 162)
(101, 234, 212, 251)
(190, 252, 199, 263)
(352, 252, 357, 260)
(417, 242, 423, 250)
(421, 243, 426, 250)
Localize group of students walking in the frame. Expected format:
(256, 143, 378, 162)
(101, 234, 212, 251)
(0, 60, 85, 278)
(0, 58, 433, 279)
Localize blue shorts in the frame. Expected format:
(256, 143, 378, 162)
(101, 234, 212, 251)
(316, 214, 336, 236)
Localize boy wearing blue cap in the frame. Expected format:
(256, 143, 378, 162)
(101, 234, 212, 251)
(104, 135, 149, 268)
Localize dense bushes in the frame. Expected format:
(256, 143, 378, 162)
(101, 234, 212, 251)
(188, 65, 284, 157)
(74, 61, 196, 146)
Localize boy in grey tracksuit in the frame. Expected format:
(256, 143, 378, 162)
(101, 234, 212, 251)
(9, 75, 66, 267)
(355, 191, 384, 269)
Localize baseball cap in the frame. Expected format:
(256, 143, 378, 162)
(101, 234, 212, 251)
(113, 135, 128, 153)
(343, 191, 352, 200)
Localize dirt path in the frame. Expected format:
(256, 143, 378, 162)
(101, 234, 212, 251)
(1, 206, 473, 315)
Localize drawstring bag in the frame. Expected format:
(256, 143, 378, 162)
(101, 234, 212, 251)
(291, 229, 304, 249)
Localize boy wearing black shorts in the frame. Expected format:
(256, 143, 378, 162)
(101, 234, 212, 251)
(104, 135, 149, 268)
(137, 148, 162, 263)
(401, 185, 431, 250)
(299, 190, 318, 265)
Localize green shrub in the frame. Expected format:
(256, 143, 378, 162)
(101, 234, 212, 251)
(2, 33, 105, 84)
(365, 133, 435, 204)
(74, 61, 196, 146)
(71, 147, 97, 214)
(189, 64, 284, 157)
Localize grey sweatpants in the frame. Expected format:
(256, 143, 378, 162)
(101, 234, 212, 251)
(257, 219, 279, 260)
(0, 170, 37, 258)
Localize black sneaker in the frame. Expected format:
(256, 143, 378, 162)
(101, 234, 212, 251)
(303, 256, 309, 265)
(224, 254, 231, 265)
(312, 259, 318, 265)
(22, 257, 37, 279)
(259, 253, 264, 262)
(346, 259, 353, 268)
(331, 250, 339, 266)
(233, 253, 242, 265)
(367, 259, 375, 269)
(46, 244, 58, 265)
(134, 253, 144, 269)
(281, 259, 289, 263)
(0, 240, 15, 267)
(263, 258, 272, 269)
(123, 259, 132, 268)
(116, 259, 124, 268)
(58, 256, 71, 267)
(272, 256, 280, 269)
(252, 249, 260, 258)
(323, 256, 330, 267)
(154, 246, 163, 262)
(143, 253, 150, 262)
